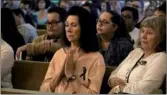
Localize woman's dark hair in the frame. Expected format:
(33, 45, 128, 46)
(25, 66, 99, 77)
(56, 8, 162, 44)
(105, 10, 131, 40)
(35, 0, 51, 11)
(82, 2, 99, 21)
(62, 6, 99, 53)
(1, 8, 25, 55)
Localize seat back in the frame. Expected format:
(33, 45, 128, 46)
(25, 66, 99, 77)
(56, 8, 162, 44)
(160, 75, 166, 94)
(37, 29, 46, 36)
(1, 88, 41, 94)
(12, 60, 49, 91)
(100, 66, 117, 94)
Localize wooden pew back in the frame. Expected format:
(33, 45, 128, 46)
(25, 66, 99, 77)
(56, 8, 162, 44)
(12, 60, 49, 91)
(11, 61, 166, 94)
(37, 29, 46, 36)
(100, 66, 117, 94)
(1, 88, 42, 94)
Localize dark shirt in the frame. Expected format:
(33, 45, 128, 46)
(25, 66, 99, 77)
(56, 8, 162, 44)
(97, 35, 133, 66)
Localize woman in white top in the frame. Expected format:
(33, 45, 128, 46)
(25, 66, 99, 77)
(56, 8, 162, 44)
(108, 16, 166, 94)
(1, 39, 14, 88)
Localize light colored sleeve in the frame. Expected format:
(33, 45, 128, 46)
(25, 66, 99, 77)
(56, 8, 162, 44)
(40, 49, 64, 92)
(108, 49, 135, 87)
(71, 54, 106, 94)
(123, 53, 166, 94)
(1, 44, 14, 78)
(18, 27, 31, 43)
(26, 36, 45, 56)
(26, 43, 45, 56)
(39, 53, 56, 92)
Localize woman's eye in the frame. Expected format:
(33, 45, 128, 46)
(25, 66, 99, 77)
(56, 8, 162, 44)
(65, 24, 68, 27)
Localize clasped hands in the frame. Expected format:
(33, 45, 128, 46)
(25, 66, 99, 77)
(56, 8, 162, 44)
(64, 48, 80, 80)
(108, 77, 126, 94)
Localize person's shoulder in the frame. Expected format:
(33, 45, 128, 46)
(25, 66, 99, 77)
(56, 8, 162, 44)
(87, 51, 104, 60)
(52, 48, 66, 59)
(55, 48, 65, 54)
(88, 52, 106, 66)
(126, 48, 143, 57)
(115, 37, 133, 47)
(154, 52, 167, 60)
(1, 40, 14, 55)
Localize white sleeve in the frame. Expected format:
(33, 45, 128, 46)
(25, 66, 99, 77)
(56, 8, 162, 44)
(108, 49, 136, 86)
(1, 43, 14, 78)
(123, 54, 166, 94)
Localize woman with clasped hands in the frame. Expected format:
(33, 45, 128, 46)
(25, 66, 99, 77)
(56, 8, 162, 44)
(40, 6, 105, 94)
(108, 16, 166, 94)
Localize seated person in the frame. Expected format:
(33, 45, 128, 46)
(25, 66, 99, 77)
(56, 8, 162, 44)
(1, 39, 14, 88)
(154, 1, 166, 17)
(108, 16, 166, 94)
(121, 6, 140, 48)
(13, 8, 38, 43)
(96, 10, 133, 66)
(40, 6, 105, 94)
(16, 7, 67, 62)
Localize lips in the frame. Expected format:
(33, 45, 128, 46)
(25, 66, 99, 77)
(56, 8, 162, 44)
(141, 40, 148, 44)
(97, 28, 103, 32)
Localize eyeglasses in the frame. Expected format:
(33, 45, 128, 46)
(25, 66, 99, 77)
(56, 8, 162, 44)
(122, 15, 132, 19)
(46, 21, 61, 26)
(97, 19, 112, 25)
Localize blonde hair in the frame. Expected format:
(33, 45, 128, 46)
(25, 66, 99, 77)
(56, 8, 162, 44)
(137, 16, 166, 52)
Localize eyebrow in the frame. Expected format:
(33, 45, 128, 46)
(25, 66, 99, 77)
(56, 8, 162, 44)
(99, 18, 110, 21)
(65, 21, 78, 25)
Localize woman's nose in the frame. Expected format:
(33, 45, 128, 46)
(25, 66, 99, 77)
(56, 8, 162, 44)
(141, 32, 147, 39)
(66, 26, 72, 32)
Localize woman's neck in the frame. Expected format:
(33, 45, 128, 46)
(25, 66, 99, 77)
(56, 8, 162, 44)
(71, 41, 80, 50)
(100, 33, 113, 42)
(39, 9, 45, 12)
(143, 49, 155, 58)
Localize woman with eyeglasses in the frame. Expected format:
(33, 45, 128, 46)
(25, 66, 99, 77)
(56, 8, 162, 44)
(40, 6, 105, 94)
(96, 10, 133, 66)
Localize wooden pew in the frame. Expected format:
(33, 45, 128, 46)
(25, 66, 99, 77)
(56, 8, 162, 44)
(100, 66, 117, 94)
(11, 61, 166, 94)
(1, 88, 43, 94)
(37, 29, 46, 36)
(12, 60, 49, 91)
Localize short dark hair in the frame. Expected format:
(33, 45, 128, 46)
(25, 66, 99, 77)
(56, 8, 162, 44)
(62, 6, 99, 52)
(121, 6, 139, 22)
(36, 0, 51, 11)
(48, 7, 67, 22)
(105, 10, 131, 40)
(156, 1, 166, 14)
(12, 8, 26, 20)
(20, 0, 32, 7)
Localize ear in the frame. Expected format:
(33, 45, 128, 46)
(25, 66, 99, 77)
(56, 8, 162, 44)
(112, 24, 118, 32)
(133, 20, 138, 25)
